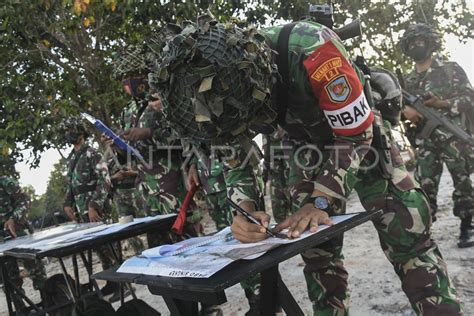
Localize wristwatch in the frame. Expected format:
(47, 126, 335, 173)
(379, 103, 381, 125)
(308, 196, 333, 212)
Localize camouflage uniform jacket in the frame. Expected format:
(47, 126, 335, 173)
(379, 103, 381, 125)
(256, 21, 415, 201)
(405, 57, 474, 135)
(120, 99, 144, 131)
(64, 144, 111, 214)
(135, 104, 182, 168)
(109, 98, 144, 188)
(0, 176, 29, 223)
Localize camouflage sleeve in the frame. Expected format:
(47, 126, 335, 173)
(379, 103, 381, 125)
(302, 40, 374, 200)
(63, 154, 74, 208)
(4, 178, 29, 220)
(219, 135, 263, 206)
(87, 149, 112, 211)
(444, 62, 474, 115)
(63, 184, 74, 208)
(314, 128, 373, 200)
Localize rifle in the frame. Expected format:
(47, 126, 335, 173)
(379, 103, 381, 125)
(402, 90, 474, 147)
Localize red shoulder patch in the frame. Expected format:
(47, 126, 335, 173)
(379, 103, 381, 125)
(303, 41, 374, 136)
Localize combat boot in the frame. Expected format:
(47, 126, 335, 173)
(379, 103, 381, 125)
(244, 289, 261, 316)
(458, 216, 474, 248)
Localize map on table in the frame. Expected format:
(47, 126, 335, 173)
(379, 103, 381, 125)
(117, 213, 358, 278)
(1, 214, 175, 253)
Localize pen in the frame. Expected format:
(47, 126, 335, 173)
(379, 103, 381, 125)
(226, 198, 277, 238)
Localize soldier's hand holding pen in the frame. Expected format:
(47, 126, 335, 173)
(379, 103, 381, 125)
(230, 201, 271, 243)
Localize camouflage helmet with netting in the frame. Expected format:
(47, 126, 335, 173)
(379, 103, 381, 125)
(59, 117, 89, 138)
(399, 23, 441, 54)
(148, 14, 277, 145)
(112, 44, 149, 79)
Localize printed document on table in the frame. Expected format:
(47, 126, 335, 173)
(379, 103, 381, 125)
(117, 214, 357, 278)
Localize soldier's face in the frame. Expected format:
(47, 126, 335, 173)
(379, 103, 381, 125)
(406, 38, 431, 62)
(122, 76, 147, 99)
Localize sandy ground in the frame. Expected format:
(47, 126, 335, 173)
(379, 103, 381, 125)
(1, 167, 472, 315)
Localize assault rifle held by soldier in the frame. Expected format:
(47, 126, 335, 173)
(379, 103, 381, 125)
(402, 89, 474, 147)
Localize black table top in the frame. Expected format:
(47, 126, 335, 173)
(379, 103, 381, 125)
(93, 211, 381, 302)
(4, 215, 177, 260)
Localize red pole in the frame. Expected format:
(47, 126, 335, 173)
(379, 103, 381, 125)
(171, 182, 197, 235)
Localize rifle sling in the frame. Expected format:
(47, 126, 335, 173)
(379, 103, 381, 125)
(273, 22, 297, 125)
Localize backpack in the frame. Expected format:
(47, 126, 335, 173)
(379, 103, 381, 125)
(42, 273, 76, 316)
(115, 299, 161, 316)
(71, 295, 115, 316)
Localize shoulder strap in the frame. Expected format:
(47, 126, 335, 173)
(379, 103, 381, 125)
(134, 99, 149, 128)
(274, 23, 297, 125)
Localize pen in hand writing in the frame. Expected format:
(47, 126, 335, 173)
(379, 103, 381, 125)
(226, 197, 277, 238)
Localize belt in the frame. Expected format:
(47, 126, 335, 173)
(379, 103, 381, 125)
(72, 184, 96, 195)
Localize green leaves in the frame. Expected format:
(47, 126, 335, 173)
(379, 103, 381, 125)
(0, 0, 472, 169)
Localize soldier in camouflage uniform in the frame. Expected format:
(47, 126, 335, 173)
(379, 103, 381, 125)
(150, 17, 462, 315)
(60, 119, 118, 297)
(0, 174, 47, 310)
(106, 45, 159, 255)
(262, 129, 293, 223)
(188, 157, 262, 313)
(400, 24, 474, 248)
(115, 43, 203, 248)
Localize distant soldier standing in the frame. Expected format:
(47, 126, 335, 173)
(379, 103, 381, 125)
(400, 24, 474, 248)
(61, 119, 119, 297)
(0, 173, 47, 311)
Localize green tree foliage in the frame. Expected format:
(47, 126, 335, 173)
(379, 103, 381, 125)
(42, 158, 68, 223)
(1, 0, 472, 167)
(23, 185, 46, 221)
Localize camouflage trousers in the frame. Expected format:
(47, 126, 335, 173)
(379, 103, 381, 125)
(139, 154, 202, 248)
(78, 212, 115, 271)
(269, 157, 291, 223)
(113, 187, 146, 254)
(415, 136, 474, 219)
(288, 145, 462, 315)
(1, 228, 47, 292)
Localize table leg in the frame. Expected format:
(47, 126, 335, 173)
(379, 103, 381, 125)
(260, 264, 278, 314)
(108, 243, 137, 301)
(1, 259, 15, 316)
(277, 275, 304, 316)
(58, 257, 77, 303)
(72, 254, 81, 297)
(79, 252, 103, 298)
(163, 296, 199, 316)
(87, 250, 93, 292)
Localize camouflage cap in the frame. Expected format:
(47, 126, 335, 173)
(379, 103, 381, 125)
(148, 15, 277, 145)
(399, 23, 441, 54)
(112, 44, 149, 79)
